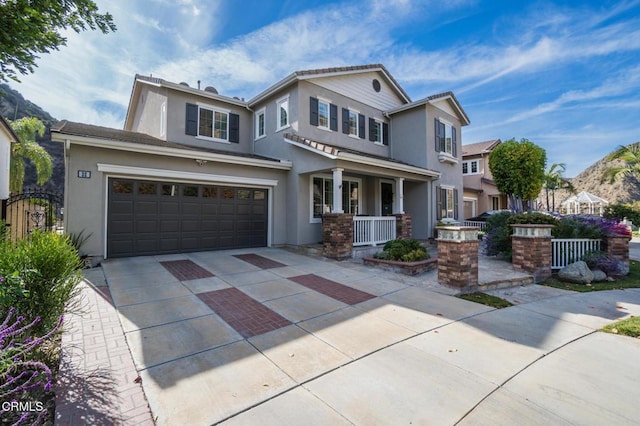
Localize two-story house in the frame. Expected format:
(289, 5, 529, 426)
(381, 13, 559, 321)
(52, 64, 469, 261)
(461, 139, 507, 218)
(0, 115, 18, 220)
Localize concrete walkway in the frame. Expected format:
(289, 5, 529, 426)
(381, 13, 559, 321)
(55, 248, 640, 425)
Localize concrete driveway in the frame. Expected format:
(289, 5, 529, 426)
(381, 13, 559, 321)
(69, 248, 640, 425)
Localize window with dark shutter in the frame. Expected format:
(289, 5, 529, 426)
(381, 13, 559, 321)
(185, 103, 198, 136)
(436, 186, 442, 220)
(452, 127, 457, 157)
(453, 188, 459, 220)
(330, 104, 338, 131)
(369, 117, 376, 141)
(229, 113, 239, 143)
(358, 114, 365, 139)
(434, 118, 441, 151)
(382, 123, 389, 146)
(342, 108, 350, 134)
(310, 97, 319, 126)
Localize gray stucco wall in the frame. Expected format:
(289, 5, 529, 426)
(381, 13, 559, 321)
(129, 85, 167, 139)
(64, 144, 288, 259)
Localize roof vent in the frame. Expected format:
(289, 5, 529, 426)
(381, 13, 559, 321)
(204, 86, 218, 94)
(179, 82, 190, 87)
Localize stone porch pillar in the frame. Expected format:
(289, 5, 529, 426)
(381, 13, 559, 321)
(511, 224, 553, 282)
(602, 235, 631, 275)
(393, 177, 404, 214)
(331, 168, 344, 213)
(322, 213, 353, 260)
(437, 226, 479, 291)
(394, 214, 412, 239)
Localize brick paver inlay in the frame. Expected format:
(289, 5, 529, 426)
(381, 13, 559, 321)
(289, 274, 376, 305)
(197, 288, 292, 338)
(233, 253, 287, 269)
(160, 260, 214, 281)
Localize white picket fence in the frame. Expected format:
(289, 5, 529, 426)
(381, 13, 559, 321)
(353, 216, 396, 246)
(463, 220, 488, 231)
(551, 238, 601, 270)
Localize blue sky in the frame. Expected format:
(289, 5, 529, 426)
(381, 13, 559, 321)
(13, 0, 640, 177)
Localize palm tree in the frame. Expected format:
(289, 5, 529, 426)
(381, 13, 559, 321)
(601, 143, 640, 184)
(543, 163, 575, 211)
(9, 117, 53, 193)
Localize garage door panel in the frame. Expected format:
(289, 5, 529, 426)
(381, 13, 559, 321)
(108, 178, 267, 258)
(110, 200, 133, 214)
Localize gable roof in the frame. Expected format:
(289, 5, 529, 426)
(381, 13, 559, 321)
(462, 139, 501, 156)
(386, 91, 471, 126)
(51, 120, 291, 169)
(0, 115, 19, 143)
(248, 64, 411, 106)
(124, 74, 248, 130)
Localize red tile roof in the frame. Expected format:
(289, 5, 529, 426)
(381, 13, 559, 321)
(461, 139, 501, 156)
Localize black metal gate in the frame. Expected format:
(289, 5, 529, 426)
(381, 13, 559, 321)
(3, 189, 64, 240)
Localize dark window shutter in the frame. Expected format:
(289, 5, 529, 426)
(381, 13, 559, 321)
(452, 126, 457, 156)
(453, 188, 459, 220)
(382, 123, 389, 146)
(369, 117, 376, 141)
(229, 113, 240, 143)
(358, 114, 365, 139)
(330, 104, 338, 131)
(185, 103, 198, 136)
(434, 118, 440, 151)
(310, 97, 319, 126)
(436, 186, 442, 220)
(342, 108, 349, 134)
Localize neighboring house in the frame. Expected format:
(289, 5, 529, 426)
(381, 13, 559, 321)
(461, 139, 507, 218)
(52, 64, 469, 261)
(0, 115, 18, 219)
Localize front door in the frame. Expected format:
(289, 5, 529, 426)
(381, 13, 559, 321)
(381, 182, 393, 216)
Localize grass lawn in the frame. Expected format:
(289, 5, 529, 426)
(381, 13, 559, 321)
(543, 260, 640, 292)
(457, 292, 513, 309)
(601, 316, 640, 338)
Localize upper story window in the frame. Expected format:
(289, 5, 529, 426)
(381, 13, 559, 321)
(310, 97, 337, 131)
(368, 118, 388, 146)
(255, 108, 265, 140)
(185, 103, 240, 143)
(276, 96, 289, 131)
(342, 108, 365, 139)
(462, 159, 480, 175)
(435, 118, 457, 156)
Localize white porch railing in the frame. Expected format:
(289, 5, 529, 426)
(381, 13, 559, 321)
(552, 238, 601, 269)
(353, 216, 396, 247)
(463, 220, 488, 231)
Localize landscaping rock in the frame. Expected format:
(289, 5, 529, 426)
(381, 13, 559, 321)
(558, 261, 594, 284)
(592, 269, 607, 282)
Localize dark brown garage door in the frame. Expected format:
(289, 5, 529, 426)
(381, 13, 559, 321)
(107, 179, 268, 258)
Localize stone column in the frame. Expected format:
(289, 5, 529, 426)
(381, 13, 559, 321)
(322, 213, 353, 260)
(511, 224, 553, 282)
(393, 177, 404, 214)
(602, 235, 631, 275)
(331, 168, 344, 213)
(394, 214, 412, 239)
(437, 226, 479, 291)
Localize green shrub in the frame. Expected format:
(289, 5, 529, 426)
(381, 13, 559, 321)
(484, 212, 513, 257)
(603, 202, 640, 225)
(552, 217, 602, 239)
(374, 238, 429, 262)
(0, 231, 82, 334)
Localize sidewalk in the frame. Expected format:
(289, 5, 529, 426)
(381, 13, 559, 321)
(54, 269, 155, 425)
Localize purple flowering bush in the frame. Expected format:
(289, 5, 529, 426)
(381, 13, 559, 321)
(0, 307, 63, 425)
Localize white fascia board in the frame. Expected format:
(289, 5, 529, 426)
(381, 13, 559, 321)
(283, 136, 338, 159)
(53, 133, 293, 170)
(97, 163, 280, 187)
(337, 152, 441, 179)
(248, 73, 297, 106)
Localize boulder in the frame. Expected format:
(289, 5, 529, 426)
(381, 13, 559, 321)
(592, 269, 607, 282)
(558, 261, 594, 284)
